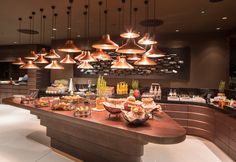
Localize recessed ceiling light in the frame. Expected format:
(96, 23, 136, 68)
(216, 27, 221, 30)
(53, 28, 57, 31)
(175, 29, 180, 32)
(13, 42, 17, 44)
(222, 16, 228, 20)
(201, 10, 206, 14)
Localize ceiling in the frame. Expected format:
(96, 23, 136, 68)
(0, 0, 235, 45)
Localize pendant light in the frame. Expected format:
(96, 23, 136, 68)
(34, 55, 49, 64)
(91, 49, 112, 61)
(80, 51, 97, 62)
(127, 53, 140, 61)
(60, 53, 76, 64)
(58, 2, 81, 53)
(111, 57, 134, 69)
(13, 18, 25, 66)
(24, 16, 38, 60)
(116, 38, 145, 54)
(138, 33, 157, 45)
(145, 44, 165, 58)
(75, 51, 86, 61)
(120, 0, 140, 39)
(77, 61, 94, 69)
(25, 50, 38, 60)
(20, 60, 39, 70)
(45, 49, 60, 59)
(12, 57, 25, 65)
(92, 0, 119, 50)
(134, 55, 157, 65)
(45, 60, 64, 70)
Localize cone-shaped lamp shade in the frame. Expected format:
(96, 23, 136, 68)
(45, 60, 64, 70)
(111, 57, 134, 69)
(20, 60, 39, 70)
(127, 53, 141, 61)
(145, 44, 166, 58)
(111, 56, 120, 65)
(58, 40, 81, 53)
(80, 51, 97, 62)
(77, 61, 94, 69)
(60, 54, 76, 64)
(37, 48, 48, 56)
(138, 33, 157, 45)
(34, 55, 49, 64)
(92, 34, 119, 50)
(24, 51, 38, 60)
(134, 55, 157, 66)
(75, 51, 85, 61)
(91, 49, 112, 61)
(12, 57, 25, 65)
(116, 39, 145, 54)
(45, 49, 60, 59)
(120, 30, 140, 39)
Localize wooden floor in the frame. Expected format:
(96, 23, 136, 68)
(0, 104, 233, 162)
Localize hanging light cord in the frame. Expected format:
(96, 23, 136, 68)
(153, 0, 157, 34)
(40, 9, 43, 43)
(54, 13, 58, 39)
(42, 15, 46, 44)
(87, 0, 90, 41)
(18, 17, 22, 44)
(51, 6, 55, 40)
(84, 5, 88, 39)
(29, 16, 32, 44)
(104, 0, 108, 34)
(134, 8, 138, 30)
(144, 0, 149, 33)
(118, 8, 122, 34)
(32, 12, 36, 44)
(122, 0, 125, 30)
(98, 1, 103, 35)
(129, 0, 133, 26)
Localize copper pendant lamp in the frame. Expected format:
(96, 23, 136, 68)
(45, 60, 64, 70)
(75, 51, 86, 61)
(134, 55, 157, 66)
(34, 55, 49, 64)
(12, 57, 25, 65)
(60, 54, 76, 64)
(127, 53, 140, 61)
(37, 48, 48, 56)
(80, 51, 97, 62)
(77, 61, 94, 69)
(138, 33, 157, 45)
(145, 44, 165, 58)
(116, 38, 145, 54)
(120, 31, 140, 39)
(91, 49, 112, 61)
(58, 40, 81, 53)
(45, 49, 61, 59)
(24, 51, 38, 60)
(111, 57, 134, 69)
(92, 34, 119, 50)
(111, 56, 120, 65)
(20, 60, 40, 70)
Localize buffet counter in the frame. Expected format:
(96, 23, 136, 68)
(155, 100, 236, 161)
(2, 98, 186, 162)
(0, 84, 28, 103)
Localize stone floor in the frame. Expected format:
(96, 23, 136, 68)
(0, 104, 234, 162)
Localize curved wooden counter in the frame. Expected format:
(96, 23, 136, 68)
(161, 102, 236, 161)
(2, 98, 186, 162)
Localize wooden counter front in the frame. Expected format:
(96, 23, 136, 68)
(2, 98, 186, 162)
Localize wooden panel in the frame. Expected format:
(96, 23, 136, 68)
(188, 113, 214, 124)
(188, 120, 214, 133)
(165, 111, 188, 119)
(162, 104, 188, 112)
(230, 128, 236, 142)
(188, 105, 214, 116)
(230, 139, 236, 152)
(187, 127, 214, 141)
(173, 118, 188, 127)
(215, 138, 229, 154)
(229, 149, 236, 162)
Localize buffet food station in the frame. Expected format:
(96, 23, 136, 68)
(3, 94, 186, 162)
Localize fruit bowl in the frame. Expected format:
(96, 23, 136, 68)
(103, 102, 123, 114)
(122, 111, 149, 126)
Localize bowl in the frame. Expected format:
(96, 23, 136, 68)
(103, 102, 123, 114)
(13, 95, 25, 102)
(122, 111, 149, 126)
